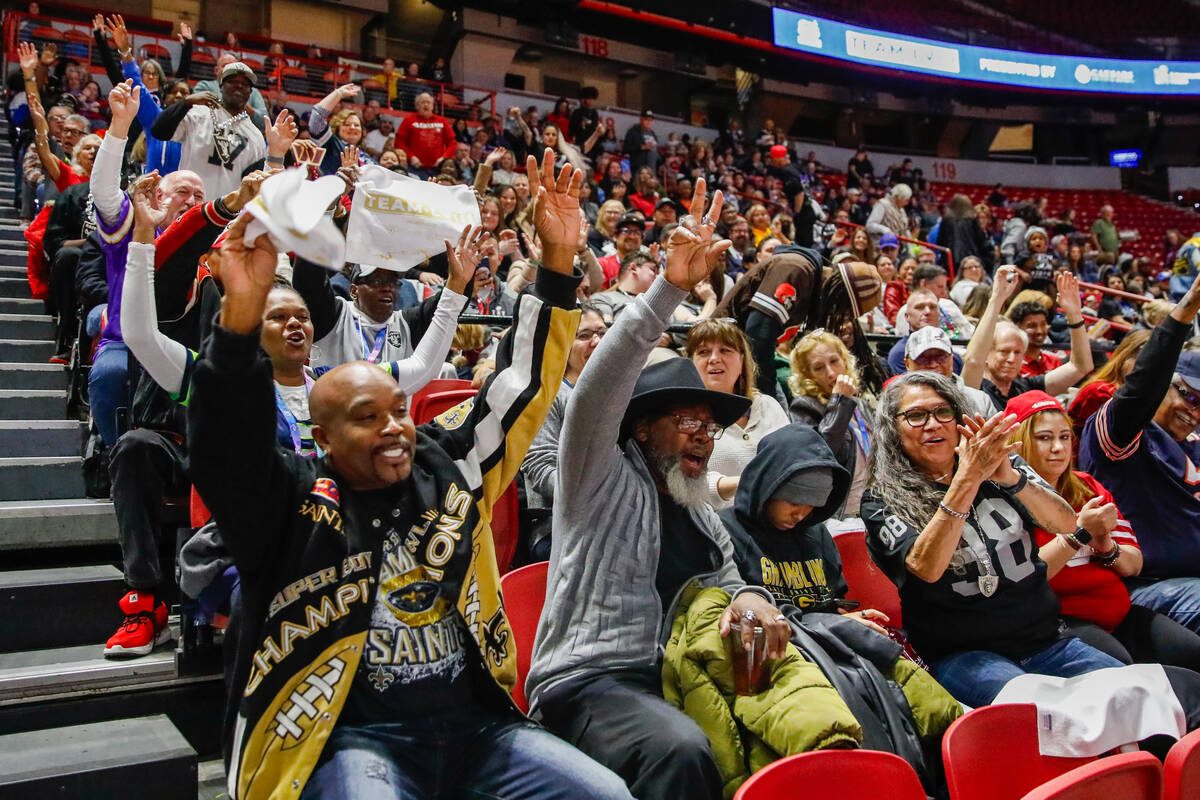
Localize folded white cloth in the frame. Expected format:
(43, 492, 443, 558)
(244, 168, 346, 269)
(345, 164, 481, 271)
(993, 664, 1186, 757)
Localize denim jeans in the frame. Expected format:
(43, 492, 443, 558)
(89, 341, 130, 446)
(931, 636, 1125, 709)
(1128, 577, 1200, 635)
(299, 707, 633, 800)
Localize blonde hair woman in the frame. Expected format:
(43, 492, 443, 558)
(687, 319, 789, 507)
(788, 330, 873, 516)
(589, 199, 627, 257)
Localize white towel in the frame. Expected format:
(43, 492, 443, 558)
(993, 664, 1186, 757)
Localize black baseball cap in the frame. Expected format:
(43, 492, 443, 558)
(616, 212, 644, 233)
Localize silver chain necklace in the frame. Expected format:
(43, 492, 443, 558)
(966, 505, 1000, 597)
(210, 109, 249, 165)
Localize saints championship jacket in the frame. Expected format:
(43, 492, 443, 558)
(187, 268, 580, 800)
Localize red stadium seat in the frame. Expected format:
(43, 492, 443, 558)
(499, 560, 548, 713)
(1165, 727, 1200, 800)
(733, 750, 925, 800)
(491, 481, 520, 575)
(412, 388, 477, 425)
(1018, 751, 1161, 800)
(30, 25, 63, 40)
(831, 527, 902, 625)
(943, 704, 1094, 800)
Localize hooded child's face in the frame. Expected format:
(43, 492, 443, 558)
(765, 499, 814, 530)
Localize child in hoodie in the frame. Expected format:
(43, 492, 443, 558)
(724, 424, 889, 634)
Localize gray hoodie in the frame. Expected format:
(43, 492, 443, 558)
(526, 276, 767, 712)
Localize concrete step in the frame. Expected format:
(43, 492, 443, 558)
(0, 420, 81, 457)
(0, 499, 117, 551)
(0, 313, 54, 340)
(0, 230, 25, 244)
(0, 390, 67, 419)
(0, 715, 196, 798)
(0, 566, 125, 653)
(0, 456, 83, 501)
(0, 265, 26, 277)
(0, 363, 68, 391)
(0, 277, 32, 299)
(0, 644, 176, 704)
(0, 339, 56, 363)
(0, 298, 43, 315)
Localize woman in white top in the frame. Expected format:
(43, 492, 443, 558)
(686, 319, 789, 508)
(949, 255, 987, 309)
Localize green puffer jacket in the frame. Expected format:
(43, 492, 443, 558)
(662, 587, 863, 798)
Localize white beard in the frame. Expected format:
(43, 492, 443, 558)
(649, 448, 710, 510)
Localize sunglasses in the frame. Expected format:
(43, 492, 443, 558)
(1174, 383, 1200, 412)
(896, 405, 957, 428)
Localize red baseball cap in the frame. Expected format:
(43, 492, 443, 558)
(1004, 390, 1065, 424)
(769, 144, 789, 160)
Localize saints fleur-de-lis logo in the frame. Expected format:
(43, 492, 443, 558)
(369, 665, 395, 692)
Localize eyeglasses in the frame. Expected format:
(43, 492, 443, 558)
(896, 405, 957, 428)
(47, 114, 68, 122)
(671, 414, 724, 440)
(1174, 383, 1200, 411)
(575, 328, 605, 342)
(62, 127, 87, 136)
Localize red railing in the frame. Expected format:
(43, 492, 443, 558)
(4, 12, 495, 122)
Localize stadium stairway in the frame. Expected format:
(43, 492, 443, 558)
(0, 119, 220, 798)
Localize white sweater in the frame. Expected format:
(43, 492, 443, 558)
(705, 392, 790, 509)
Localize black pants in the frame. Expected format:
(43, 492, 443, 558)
(109, 428, 188, 590)
(48, 244, 80, 353)
(533, 669, 722, 800)
(1063, 604, 1200, 672)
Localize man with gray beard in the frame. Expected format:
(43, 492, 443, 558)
(526, 182, 789, 800)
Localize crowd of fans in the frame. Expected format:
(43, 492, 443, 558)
(10, 10, 1200, 799)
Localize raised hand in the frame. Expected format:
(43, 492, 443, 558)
(336, 145, 361, 190)
(108, 80, 141, 128)
(17, 41, 37, 74)
(484, 146, 507, 168)
(497, 228, 520, 257)
(92, 13, 106, 33)
(525, 147, 583, 273)
(521, 231, 542, 262)
(1078, 495, 1118, 539)
(229, 170, 271, 213)
(445, 225, 492, 295)
(107, 15, 130, 52)
(335, 83, 361, 101)
(131, 172, 169, 240)
(27, 94, 46, 131)
(1056, 270, 1083, 319)
(39, 43, 56, 66)
(217, 212, 281, 333)
(177, 21, 192, 44)
(265, 108, 299, 157)
(990, 264, 1021, 307)
(663, 177, 730, 292)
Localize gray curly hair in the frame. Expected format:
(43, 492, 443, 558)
(869, 371, 969, 530)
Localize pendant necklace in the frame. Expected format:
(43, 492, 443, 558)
(966, 506, 1000, 597)
(211, 109, 249, 165)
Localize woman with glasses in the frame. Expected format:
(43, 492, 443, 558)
(788, 330, 874, 518)
(685, 319, 789, 508)
(862, 371, 1123, 708)
(1006, 390, 1200, 671)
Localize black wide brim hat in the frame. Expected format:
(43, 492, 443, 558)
(618, 358, 752, 443)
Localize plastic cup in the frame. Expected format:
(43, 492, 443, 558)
(728, 617, 771, 696)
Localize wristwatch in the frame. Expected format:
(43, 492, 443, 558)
(1067, 527, 1093, 549)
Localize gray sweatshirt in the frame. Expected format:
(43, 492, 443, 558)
(525, 276, 766, 712)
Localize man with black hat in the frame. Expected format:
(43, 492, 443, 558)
(527, 180, 788, 800)
(624, 109, 661, 174)
(597, 211, 650, 286)
(644, 197, 678, 245)
(715, 246, 882, 395)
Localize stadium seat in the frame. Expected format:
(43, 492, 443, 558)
(190, 49, 217, 81)
(831, 527, 902, 625)
(499, 560, 548, 713)
(413, 388, 478, 425)
(1165, 727, 1200, 800)
(60, 28, 92, 60)
(733, 750, 926, 800)
(1018, 751, 1161, 800)
(140, 41, 173, 75)
(412, 378, 472, 401)
(943, 704, 1095, 800)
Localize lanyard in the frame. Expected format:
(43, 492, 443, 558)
(358, 323, 389, 363)
(275, 376, 316, 456)
(850, 406, 871, 459)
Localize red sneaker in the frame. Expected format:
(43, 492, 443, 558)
(103, 590, 170, 658)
